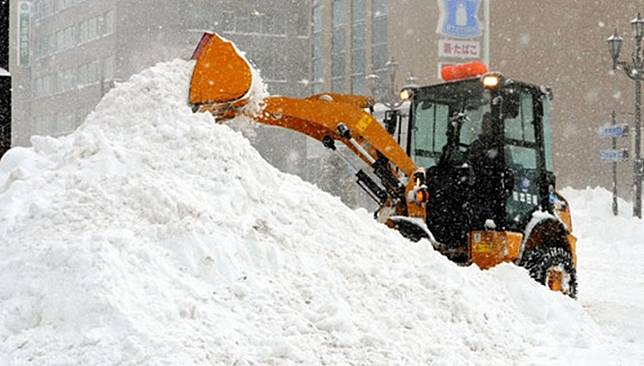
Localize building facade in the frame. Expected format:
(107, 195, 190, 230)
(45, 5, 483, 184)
(9, 0, 311, 177)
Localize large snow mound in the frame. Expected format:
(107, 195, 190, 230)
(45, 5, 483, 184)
(0, 60, 627, 365)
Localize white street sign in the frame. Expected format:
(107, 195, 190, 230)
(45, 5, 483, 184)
(438, 39, 481, 59)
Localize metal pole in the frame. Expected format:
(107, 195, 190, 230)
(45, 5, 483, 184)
(635, 79, 642, 218)
(612, 111, 619, 216)
(632, 28, 644, 218)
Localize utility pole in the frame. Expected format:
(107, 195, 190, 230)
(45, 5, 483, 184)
(611, 111, 619, 216)
(0, 0, 11, 157)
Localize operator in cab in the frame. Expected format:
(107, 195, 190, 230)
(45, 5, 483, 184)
(467, 112, 512, 229)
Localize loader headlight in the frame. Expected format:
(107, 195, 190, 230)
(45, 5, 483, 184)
(481, 73, 503, 89)
(400, 88, 414, 101)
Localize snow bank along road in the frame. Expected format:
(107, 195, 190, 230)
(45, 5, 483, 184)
(0, 60, 641, 365)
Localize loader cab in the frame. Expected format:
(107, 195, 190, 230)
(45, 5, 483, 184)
(404, 75, 555, 254)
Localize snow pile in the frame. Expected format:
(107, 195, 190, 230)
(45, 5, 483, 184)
(0, 60, 624, 365)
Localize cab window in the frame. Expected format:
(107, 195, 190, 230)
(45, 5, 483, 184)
(461, 102, 491, 145)
(412, 101, 449, 167)
(505, 145, 538, 170)
(504, 92, 535, 143)
(542, 96, 554, 172)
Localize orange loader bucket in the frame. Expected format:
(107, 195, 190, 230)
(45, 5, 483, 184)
(189, 33, 253, 107)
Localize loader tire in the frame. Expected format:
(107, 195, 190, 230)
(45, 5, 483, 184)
(524, 246, 577, 299)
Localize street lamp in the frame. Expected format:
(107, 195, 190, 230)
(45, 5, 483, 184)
(607, 30, 623, 70)
(365, 58, 415, 108)
(608, 13, 644, 218)
(631, 12, 644, 39)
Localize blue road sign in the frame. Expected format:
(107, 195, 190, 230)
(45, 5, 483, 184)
(598, 124, 629, 138)
(600, 149, 629, 162)
(437, 0, 482, 39)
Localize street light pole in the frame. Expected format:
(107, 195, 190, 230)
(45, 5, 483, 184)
(607, 13, 644, 218)
(636, 78, 642, 218)
(634, 22, 643, 219)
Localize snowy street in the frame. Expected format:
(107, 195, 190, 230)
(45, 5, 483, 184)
(566, 188, 644, 363)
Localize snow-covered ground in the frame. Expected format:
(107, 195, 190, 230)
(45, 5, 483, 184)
(0, 60, 641, 365)
(561, 188, 644, 364)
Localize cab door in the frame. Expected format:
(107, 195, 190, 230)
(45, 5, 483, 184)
(503, 90, 547, 231)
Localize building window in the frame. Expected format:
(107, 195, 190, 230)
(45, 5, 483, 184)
(249, 50, 286, 83)
(36, 0, 87, 20)
(59, 112, 77, 135)
(221, 10, 288, 37)
(43, 0, 54, 18)
(37, 73, 56, 97)
(262, 13, 286, 35)
(33, 1, 41, 20)
(311, 2, 323, 92)
(294, 9, 309, 37)
(78, 19, 88, 44)
(55, 26, 77, 51)
(88, 60, 100, 84)
(331, 0, 347, 92)
(75, 14, 108, 45)
(351, 74, 366, 95)
(88, 17, 98, 40)
(77, 60, 101, 87)
(351, 0, 367, 94)
(236, 13, 262, 34)
(332, 78, 346, 93)
(57, 67, 77, 93)
(78, 63, 88, 86)
(33, 77, 41, 98)
(34, 38, 41, 59)
(371, 0, 388, 71)
(48, 34, 56, 55)
(312, 57, 322, 82)
(333, 0, 346, 26)
(331, 55, 345, 80)
(373, 0, 387, 17)
(104, 10, 116, 35)
(221, 11, 235, 32)
(103, 55, 115, 80)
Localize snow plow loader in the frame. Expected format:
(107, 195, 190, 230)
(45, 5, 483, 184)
(189, 33, 578, 298)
